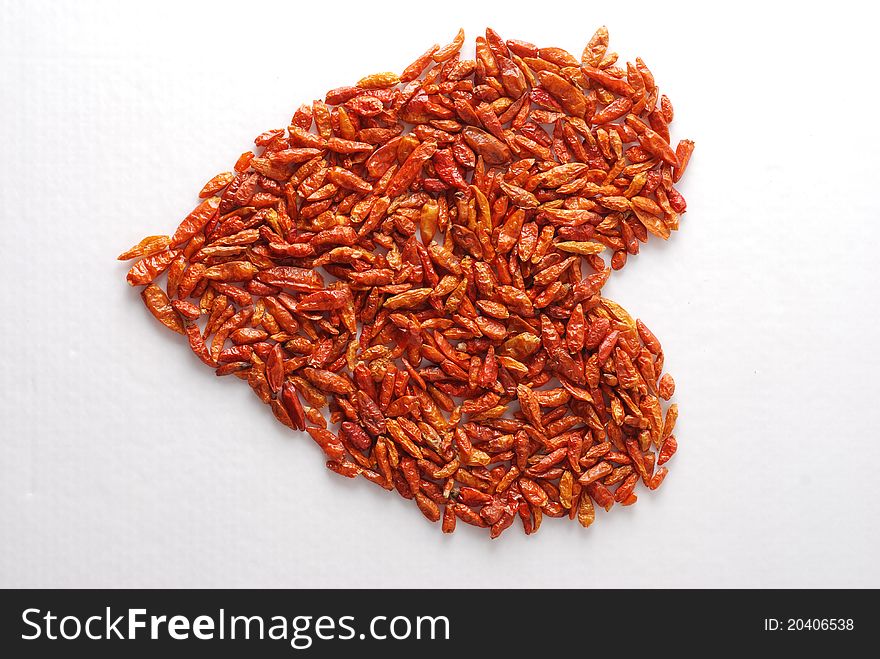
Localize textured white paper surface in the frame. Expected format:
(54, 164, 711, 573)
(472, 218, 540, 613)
(1, 0, 878, 588)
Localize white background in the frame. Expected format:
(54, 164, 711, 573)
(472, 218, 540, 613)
(1, 0, 878, 588)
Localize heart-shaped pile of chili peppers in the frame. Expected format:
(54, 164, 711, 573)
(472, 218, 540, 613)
(121, 27, 691, 537)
